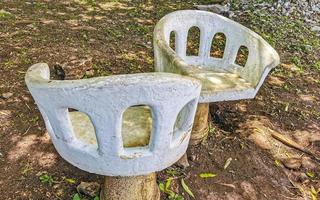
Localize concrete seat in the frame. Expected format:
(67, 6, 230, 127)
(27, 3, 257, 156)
(154, 10, 280, 103)
(187, 68, 254, 102)
(25, 63, 201, 176)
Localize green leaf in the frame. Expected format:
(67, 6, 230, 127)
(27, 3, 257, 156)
(159, 179, 175, 196)
(166, 169, 179, 176)
(165, 178, 175, 196)
(199, 173, 217, 178)
(160, 178, 185, 199)
(181, 179, 195, 199)
(209, 123, 215, 134)
(310, 186, 319, 200)
(274, 159, 281, 167)
(223, 158, 232, 170)
(311, 192, 317, 200)
(93, 196, 100, 200)
(0, 9, 13, 20)
(65, 178, 76, 184)
(72, 193, 81, 200)
(306, 171, 315, 178)
(159, 182, 165, 192)
(311, 186, 317, 195)
(169, 194, 184, 200)
(165, 178, 173, 191)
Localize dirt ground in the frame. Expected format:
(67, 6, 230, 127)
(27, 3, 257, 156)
(0, 0, 319, 200)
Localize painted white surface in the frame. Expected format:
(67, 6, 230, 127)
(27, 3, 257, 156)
(25, 63, 201, 176)
(154, 10, 280, 103)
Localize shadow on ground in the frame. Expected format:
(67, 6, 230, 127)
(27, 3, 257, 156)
(0, 0, 319, 199)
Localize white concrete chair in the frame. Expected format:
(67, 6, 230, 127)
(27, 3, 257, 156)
(154, 10, 280, 103)
(25, 63, 201, 177)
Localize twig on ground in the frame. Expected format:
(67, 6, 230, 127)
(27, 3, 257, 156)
(270, 130, 320, 162)
(213, 182, 236, 189)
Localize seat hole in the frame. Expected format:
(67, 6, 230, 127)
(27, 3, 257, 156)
(169, 31, 175, 51)
(68, 108, 78, 112)
(68, 108, 97, 147)
(186, 26, 200, 56)
(172, 100, 195, 144)
(235, 45, 249, 67)
(122, 105, 152, 148)
(210, 32, 226, 58)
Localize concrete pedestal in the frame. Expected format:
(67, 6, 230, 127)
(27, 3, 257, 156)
(100, 173, 160, 200)
(190, 103, 209, 145)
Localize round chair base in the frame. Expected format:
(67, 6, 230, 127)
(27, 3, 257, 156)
(190, 103, 209, 145)
(100, 173, 160, 200)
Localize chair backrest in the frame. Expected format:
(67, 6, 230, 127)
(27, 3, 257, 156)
(154, 10, 279, 86)
(26, 63, 201, 176)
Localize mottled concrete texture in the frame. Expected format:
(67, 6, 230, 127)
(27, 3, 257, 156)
(101, 173, 160, 200)
(154, 10, 280, 103)
(25, 63, 201, 176)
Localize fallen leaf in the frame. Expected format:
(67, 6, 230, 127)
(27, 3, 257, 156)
(224, 158, 232, 170)
(275, 159, 281, 167)
(159, 182, 165, 192)
(306, 171, 315, 178)
(181, 179, 195, 199)
(310, 186, 318, 200)
(65, 178, 76, 184)
(199, 173, 217, 178)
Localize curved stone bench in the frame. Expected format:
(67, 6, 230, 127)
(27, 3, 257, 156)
(26, 63, 201, 176)
(25, 63, 201, 199)
(154, 10, 280, 144)
(154, 10, 280, 103)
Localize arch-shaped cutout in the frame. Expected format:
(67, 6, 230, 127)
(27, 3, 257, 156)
(121, 105, 153, 148)
(210, 32, 226, 58)
(68, 108, 98, 148)
(186, 26, 201, 56)
(169, 31, 175, 51)
(235, 45, 249, 67)
(172, 99, 196, 145)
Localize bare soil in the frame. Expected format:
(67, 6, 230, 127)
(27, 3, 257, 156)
(0, 0, 319, 199)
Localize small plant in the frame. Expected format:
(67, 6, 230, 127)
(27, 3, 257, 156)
(21, 165, 33, 176)
(79, 0, 97, 7)
(208, 123, 216, 134)
(166, 169, 180, 176)
(314, 61, 320, 71)
(72, 192, 100, 200)
(159, 178, 184, 200)
(72, 193, 81, 200)
(0, 9, 13, 20)
(39, 174, 54, 186)
(29, 116, 39, 124)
